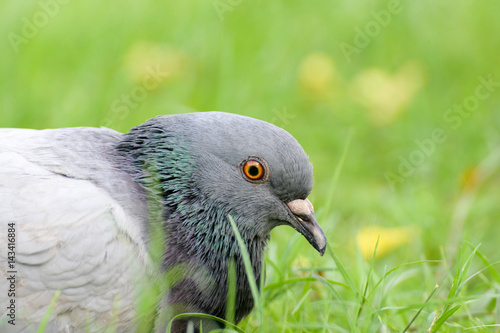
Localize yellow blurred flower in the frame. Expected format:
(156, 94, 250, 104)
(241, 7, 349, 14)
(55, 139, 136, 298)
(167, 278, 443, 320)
(356, 225, 419, 260)
(298, 52, 338, 100)
(124, 41, 189, 87)
(293, 254, 312, 271)
(460, 167, 480, 192)
(351, 61, 425, 125)
(293, 254, 326, 278)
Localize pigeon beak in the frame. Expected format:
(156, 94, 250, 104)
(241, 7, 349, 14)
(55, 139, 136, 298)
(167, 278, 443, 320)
(287, 198, 327, 256)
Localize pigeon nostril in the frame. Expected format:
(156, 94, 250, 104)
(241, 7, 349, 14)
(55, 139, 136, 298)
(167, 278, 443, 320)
(301, 216, 311, 224)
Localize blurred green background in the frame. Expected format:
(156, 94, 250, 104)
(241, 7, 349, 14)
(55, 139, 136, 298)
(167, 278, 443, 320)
(2, 0, 500, 330)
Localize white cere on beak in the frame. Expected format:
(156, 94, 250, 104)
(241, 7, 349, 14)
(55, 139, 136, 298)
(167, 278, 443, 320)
(287, 198, 314, 219)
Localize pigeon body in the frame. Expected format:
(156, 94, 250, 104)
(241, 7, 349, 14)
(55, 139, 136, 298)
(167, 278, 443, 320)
(0, 112, 326, 332)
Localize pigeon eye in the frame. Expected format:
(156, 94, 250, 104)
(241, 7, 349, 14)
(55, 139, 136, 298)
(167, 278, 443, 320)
(240, 157, 269, 183)
(244, 161, 263, 179)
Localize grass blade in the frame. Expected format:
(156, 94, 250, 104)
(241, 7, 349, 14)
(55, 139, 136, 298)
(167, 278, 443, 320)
(327, 243, 359, 298)
(226, 259, 237, 325)
(37, 290, 61, 333)
(228, 215, 262, 327)
(402, 284, 439, 333)
(430, 305, 461, 332)
(166, 313, 246, 333)
(356, 235, 380, 321)
(291, 289, 312, 316)
(322, 128, 353, 218)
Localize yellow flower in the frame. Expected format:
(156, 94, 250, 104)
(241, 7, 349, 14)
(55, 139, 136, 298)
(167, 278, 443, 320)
(293, 254, 312, 272)
(293, 254, 326, 278)
(356, 225, 419, 260)
(351, 61, 425, 125)
(460, 167, 480, 192)
(298, 52, 338, 100)
(124, 41, 189, 87)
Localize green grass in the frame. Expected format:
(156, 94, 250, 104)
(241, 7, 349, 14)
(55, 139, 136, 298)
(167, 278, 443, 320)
(2, 0, 500, 331)
(37, 290, 60, 333)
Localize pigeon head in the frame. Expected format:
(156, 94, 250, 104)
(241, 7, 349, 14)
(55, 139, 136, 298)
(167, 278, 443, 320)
(118, 112, 326, 255)
(115, 111, 326, 328)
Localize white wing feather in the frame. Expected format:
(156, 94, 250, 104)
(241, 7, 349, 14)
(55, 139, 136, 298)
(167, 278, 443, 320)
(0, 128, 152, 332)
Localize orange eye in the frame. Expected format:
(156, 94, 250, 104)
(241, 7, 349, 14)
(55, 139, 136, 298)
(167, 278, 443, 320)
(243, 160, 264, 180)
(240, 157, 269, 183)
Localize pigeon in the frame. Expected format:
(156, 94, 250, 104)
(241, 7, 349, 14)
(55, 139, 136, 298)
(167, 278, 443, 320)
(0, 112, 326, 332)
